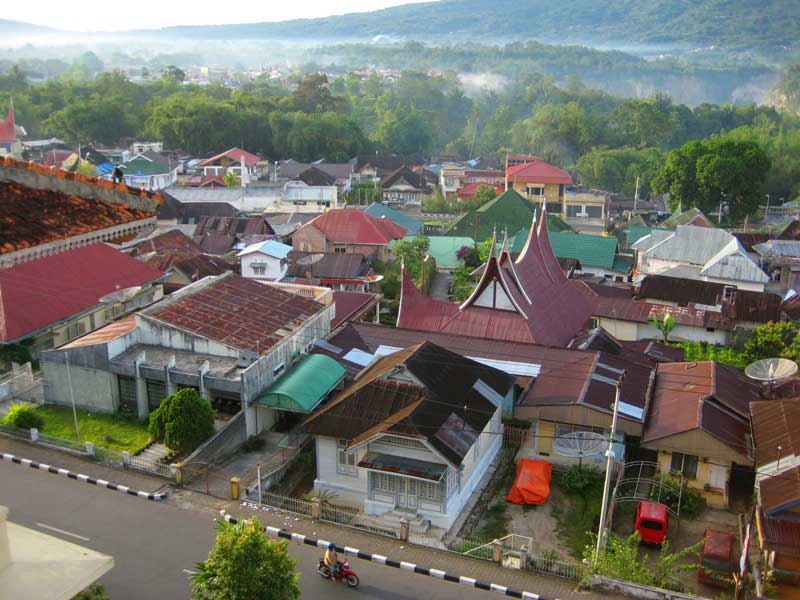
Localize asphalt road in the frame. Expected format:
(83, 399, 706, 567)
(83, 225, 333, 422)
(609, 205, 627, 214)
(0, 461, 499, 600)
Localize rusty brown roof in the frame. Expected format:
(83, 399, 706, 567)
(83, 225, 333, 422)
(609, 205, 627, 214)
(304, 342, 511, 465)
(760, 465, 800, 516)
(750, 398, 800, 467)
(757, 509, 800, 554)
(0, 179, 154, 255)
(145, 273, 325, 354)
(642, 362, 758, 457)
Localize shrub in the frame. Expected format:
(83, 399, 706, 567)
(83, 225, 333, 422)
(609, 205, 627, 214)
(3, 403, 44, 430)
(148, 388, 215, 454)
(649, 477, 705, 519)
(243, 435, 266, 452)
(562, 465, 601, 494)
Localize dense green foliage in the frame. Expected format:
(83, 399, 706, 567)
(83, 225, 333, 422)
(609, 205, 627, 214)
(3, 62, 800, 203)
(586, 532, 701, 589)
(191, 517, 300, 600)
(561, 465, 602, 495)
(743, 321, 800, 364)
(148, 388, 215, 454)
(649, 478, 705, 520)
(653, 138, 771, 218)
(3, 403, 44, 430)
(677, 342, 748, 369)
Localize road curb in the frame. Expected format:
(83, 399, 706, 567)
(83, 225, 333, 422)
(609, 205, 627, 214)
(0, 452, 168, 501)
(220, 510, 556, 600)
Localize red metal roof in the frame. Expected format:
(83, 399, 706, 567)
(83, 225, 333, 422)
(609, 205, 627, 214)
(760, 466, 800, 516)
(397, 210, 595, 347)
(302, 209, 407, 246)
(332, 291, 380, 329)
(506, 160, 572, 185)
(146, 273, 325, 354)
(456, 182, 504, 199)
(0, 105, 16, 142)
(0, 244, 164, 342)
(758, 510, 800, 554)
(198, 147, 260, 168)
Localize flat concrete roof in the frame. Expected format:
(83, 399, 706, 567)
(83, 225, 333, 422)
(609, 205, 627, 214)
(111, 344, 243, 380)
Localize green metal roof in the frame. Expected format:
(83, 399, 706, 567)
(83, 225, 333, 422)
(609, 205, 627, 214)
(395, 235, 475, 269)
(446, 189, 571, 241)
(510, 229, 630, 272)
(120, 156, 171, 177)
(364, 203, 423, 235)
(254, 354, 345, 414)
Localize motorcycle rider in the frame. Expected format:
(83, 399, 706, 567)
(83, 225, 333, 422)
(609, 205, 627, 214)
(324, 542, 340, 581)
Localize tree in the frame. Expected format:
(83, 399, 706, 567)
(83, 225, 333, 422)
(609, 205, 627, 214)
(651, 313, 676, 343)
(162, 65, 186, 83)
(472, 184, 498, 205)
(290, 73, 341, 113)
(653, 138, 771, 219)
(391, 236, 430, 285)
(374, 105, 433, 155)
(744, 321, 799, 362)
(148, 388, 215, 454)
(222, 172, 240, 187)
(191, 517, 300, 600)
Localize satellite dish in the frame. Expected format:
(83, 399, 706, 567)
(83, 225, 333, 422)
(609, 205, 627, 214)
(745, 358, 798, 383)
(554, 431, 607, 466)
(746, 358, 798, 399)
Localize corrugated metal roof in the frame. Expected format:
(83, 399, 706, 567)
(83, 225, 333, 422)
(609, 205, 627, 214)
(254, 354, 345, 413)
(364, 203, 423, 235)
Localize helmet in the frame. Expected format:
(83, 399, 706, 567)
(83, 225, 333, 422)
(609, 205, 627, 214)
(328, 542, 335, 549)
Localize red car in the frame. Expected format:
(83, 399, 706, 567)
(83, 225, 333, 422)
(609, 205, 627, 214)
(697, 529, 735, 588)
(634, 501, 669, 546)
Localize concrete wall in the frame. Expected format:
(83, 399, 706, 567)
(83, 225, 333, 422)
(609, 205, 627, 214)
(240, 253, 285, 280)
(42, 361, 119, 413)
(655, 449, 730, 509)
(137, 315, 241, 359)
(0, 159, 161, 212)
(182, 409, 248, 467)
(596, 317, 730, 345)
(313, 436, 369, 507)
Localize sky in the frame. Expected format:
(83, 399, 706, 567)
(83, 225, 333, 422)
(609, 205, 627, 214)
(3, 0, 431, 32)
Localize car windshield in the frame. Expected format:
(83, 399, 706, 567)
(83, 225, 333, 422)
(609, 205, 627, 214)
(702, 557, 730, 573)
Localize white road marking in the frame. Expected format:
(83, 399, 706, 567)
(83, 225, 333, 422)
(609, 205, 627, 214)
(35, 522, 90, 542)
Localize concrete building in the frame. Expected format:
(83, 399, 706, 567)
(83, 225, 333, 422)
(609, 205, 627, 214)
(41, 273, 334, 437)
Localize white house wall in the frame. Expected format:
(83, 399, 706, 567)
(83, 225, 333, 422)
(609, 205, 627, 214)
(313, 436, 370, 506)
(596, 317, 729, 345)
(240, 253, 285, 280)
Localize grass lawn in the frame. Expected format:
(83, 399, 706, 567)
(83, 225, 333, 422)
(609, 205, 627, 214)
(34, 405, 151, 454)
(551, 469, 605, 559)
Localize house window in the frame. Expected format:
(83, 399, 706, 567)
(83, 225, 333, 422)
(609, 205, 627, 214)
(337, 440, 357, 476)
(723, 286, 736, 302)
(252, 265, 266, 276)
(273, 363, 285, 377)
(526, 185, 545, 197)
(334, 247, 346, 254)
(418, 479, 442, 501)
(670, 452, 698, 479)
(65, 321, 86, 340)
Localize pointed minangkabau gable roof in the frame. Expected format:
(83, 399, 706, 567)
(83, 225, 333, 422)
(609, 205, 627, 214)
(0, 102, 17, 143)
(458, 233, 528, 317)
(536, 203, 567, 284)
(514, 211, 554, 288)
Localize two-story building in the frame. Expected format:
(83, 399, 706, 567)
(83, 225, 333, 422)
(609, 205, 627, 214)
(198, 148, 261, 184)
(40, 273, 334, 437)
(237, 240, 293, 280)
(292, 209, 406, 262)
(379, 166, 430, 207)
(506, 157, 572, 212)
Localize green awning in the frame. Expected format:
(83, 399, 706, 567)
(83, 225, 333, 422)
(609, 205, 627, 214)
(254, 354, 345, 414)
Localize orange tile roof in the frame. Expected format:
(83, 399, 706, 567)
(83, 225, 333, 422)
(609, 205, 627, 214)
(0, 174, 156, 255)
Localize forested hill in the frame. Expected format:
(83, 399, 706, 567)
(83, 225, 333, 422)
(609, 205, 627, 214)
(156, 0, 798, 61)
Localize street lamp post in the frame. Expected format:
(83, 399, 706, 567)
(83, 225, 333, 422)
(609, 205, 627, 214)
(64, 352, 80, 441)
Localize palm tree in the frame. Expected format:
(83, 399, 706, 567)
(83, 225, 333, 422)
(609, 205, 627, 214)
(651, 313, 676, 344)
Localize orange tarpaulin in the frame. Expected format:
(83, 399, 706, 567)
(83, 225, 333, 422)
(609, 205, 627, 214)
(506, 459, 552, 505)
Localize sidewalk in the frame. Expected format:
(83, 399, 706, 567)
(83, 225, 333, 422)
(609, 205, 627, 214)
(225, 500, 623, 600)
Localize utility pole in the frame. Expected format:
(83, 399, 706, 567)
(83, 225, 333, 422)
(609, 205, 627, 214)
(594, 371, 625, 566)
(765, 194, 771, 221)
(65, 352, 80, 442)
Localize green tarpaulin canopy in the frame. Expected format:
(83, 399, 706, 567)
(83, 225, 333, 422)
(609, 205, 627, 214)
(254, 354, 345, 414)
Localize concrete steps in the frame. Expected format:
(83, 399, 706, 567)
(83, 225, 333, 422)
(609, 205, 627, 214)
(137, 442, 170, 462)
(359, 509, 431, 534)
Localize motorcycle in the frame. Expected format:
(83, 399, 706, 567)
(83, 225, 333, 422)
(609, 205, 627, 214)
(318, 558, 360, 588)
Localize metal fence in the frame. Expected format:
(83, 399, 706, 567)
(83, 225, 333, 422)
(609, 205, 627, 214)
(526, 552, 583, 581)
(0, 423, 174, 479)
(446, 537, 494, 560)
